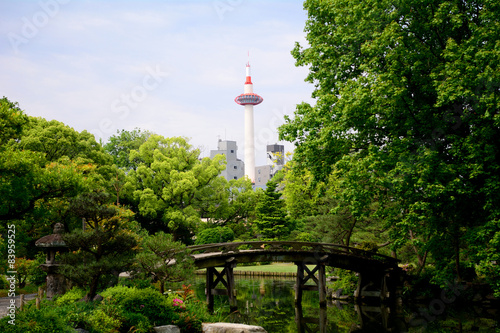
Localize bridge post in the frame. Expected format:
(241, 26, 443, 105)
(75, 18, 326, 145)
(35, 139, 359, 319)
(225, 260, 237, 312)
(205, 258, 237, 313)
(294, 260, 327, 307)
(354, 268, 401, 302)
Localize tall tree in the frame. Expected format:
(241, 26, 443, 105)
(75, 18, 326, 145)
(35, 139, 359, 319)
(124, 135, 226, 242)
(253, 181, 291, 240)
(103, 128, 153, 169)
(279, 0, 500, 288)
(134, 231, 194, 294)
(59, 191, 139, 301)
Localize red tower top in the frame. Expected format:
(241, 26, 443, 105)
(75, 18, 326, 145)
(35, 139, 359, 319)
(235, 62, 263, 106)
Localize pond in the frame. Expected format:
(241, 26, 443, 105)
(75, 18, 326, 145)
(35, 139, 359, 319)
(183, 275, 499, 333)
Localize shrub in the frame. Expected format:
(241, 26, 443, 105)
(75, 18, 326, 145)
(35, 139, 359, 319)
(55, 287, 87, 306)
(101, 285, 137, 303)
(0, 275, 8, 289)
(87, 308, 121, 333)
(195, 226, 234, 245)
(0, 303, 72, 333)
(102, 285, 179, 329)
(120, 287, 178, 326)
(175, 312, 202, 333)
(120, 312, 151, 333)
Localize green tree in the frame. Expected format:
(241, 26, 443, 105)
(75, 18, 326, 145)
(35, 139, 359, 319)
(59, 191, 139, 301)
(103, 128, 153, 169)
(134, 231, 194, 294)
(124, 135, 226, 242)
(0, 97, 28, 145)
(279, 0, 500, 288)
(253, 181, 291, 240)
(194, 226, 234, 245)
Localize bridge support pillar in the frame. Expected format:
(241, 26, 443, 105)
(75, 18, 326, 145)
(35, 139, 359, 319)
(205, 258, 237, 313)
(294, 261, 327, 307)
(354, 268, 400, 303)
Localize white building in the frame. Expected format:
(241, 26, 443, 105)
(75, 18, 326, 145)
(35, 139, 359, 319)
(210, 140, 245, 181)
(254, 144, 285, 187)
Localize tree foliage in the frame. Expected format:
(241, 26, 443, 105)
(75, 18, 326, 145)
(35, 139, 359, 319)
(134, 231, 194, 294)
(123, 135, 226, 242)
(59, 191, 139, 301)
(279, 0, 500, 289)
(253, 181, 291, 240)
(103, 128, 153, 169)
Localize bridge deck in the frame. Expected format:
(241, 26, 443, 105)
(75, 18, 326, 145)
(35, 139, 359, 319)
(186, 241, 399, 273)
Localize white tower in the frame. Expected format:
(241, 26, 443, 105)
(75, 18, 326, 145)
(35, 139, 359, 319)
(234, 62, 263, 183)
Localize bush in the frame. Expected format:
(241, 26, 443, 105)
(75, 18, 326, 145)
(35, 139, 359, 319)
(0, 303, 72, 333)
(195, 226, 234, 245)
(102, 285, 179, 329)
(87, 308, 121, 333)
(121, 312, 151, 333)
(0, 275, 8, 289)
(55, 287, 87, 306)
(328, 269, 358, 296)
(120, 287, 178, 326)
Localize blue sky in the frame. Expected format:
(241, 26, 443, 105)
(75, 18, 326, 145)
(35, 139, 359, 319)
(1, 0, 314, 165)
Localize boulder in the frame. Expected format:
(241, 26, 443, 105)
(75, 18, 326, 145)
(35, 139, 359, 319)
(154, 325, 180, 333)
(202, 323, 267, 333)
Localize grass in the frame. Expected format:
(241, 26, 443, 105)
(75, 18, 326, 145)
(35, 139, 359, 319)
(197, 262, 315, 274)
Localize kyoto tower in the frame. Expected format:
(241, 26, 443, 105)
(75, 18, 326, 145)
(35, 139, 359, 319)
(234, 61, 263, 183)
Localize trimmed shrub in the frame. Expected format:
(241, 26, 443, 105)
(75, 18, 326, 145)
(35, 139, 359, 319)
(0, 303, 72, 333)
(120, 287, 178, 326)
(55, 287, 87, 306)
(87, 308, 121, 333)
(195, 226, 234, 245)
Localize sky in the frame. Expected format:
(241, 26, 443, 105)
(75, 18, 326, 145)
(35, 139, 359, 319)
(0, 0, 315, 166)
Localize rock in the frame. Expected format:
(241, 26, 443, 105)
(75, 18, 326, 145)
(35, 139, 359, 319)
(93, 294, 104, 302)
(154, 325, 180, 333)
(202, 323, 267, 333)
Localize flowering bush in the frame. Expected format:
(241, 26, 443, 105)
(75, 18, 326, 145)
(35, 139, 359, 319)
(173, 298, 184, 308)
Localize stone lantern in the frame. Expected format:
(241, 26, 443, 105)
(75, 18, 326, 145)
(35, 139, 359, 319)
(35, 223, 70, 297)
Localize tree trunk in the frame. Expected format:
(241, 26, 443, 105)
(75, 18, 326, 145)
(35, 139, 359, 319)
(454, 236, 462, 282)
(345, 217, 357, 248)
(160, 280, 165, 294)
(86, 273, 101, 301)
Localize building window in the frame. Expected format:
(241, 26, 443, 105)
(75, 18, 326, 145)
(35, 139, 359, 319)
(234, 166, 237, 169)
(230, 150, 234, 153)
(258, 169, 261, 174)
(234, 176, 237, 179)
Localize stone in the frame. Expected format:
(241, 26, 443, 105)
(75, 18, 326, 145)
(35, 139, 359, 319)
(93, 294, 104, 302)
(202, 323, 267, 333)
(153, 325, 180, 333)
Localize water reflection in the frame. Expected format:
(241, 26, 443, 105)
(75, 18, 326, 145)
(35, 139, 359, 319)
(188, 275, 498, 332)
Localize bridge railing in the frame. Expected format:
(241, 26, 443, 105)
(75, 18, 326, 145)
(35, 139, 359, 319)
(186, 241, 399, 266)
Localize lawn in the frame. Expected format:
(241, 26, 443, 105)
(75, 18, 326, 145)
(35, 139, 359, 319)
(197, 263, 315, 274)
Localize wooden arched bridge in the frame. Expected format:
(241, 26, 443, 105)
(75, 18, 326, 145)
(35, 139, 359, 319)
(184, 241, 401, 311)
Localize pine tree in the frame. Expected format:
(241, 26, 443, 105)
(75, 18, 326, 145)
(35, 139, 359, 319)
(253, 181, 290, 240)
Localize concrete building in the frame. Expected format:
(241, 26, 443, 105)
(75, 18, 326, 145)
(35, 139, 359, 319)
(210, 139, 245, 181)
(254, 144, 285, 187)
